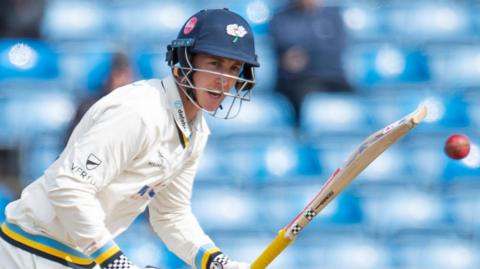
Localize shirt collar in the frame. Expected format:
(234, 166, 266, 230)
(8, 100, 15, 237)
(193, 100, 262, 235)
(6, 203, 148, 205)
(162, 75, 210, 136)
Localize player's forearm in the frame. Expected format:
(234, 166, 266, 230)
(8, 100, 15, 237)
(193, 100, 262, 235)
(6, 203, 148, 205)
(46, 176, 111, 250)
(47, 184, 139, 268)
(150, 209, 213, 267)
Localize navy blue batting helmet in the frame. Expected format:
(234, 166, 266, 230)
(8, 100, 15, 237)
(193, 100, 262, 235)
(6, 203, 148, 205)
(167, 8, 259, 67)
(166, 8, 259, 119)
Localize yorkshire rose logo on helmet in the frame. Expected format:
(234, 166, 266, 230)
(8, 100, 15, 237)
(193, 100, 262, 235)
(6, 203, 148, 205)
(226, 24, 248, 43)
(183, 17, 197, 35)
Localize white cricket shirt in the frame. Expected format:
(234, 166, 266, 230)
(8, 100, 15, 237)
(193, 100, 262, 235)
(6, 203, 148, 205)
(5, 75, 214, 268)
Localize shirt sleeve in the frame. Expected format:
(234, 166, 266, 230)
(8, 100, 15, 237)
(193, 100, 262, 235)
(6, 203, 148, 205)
(148, 155, 214, 269)
(44, 104, 149, 257)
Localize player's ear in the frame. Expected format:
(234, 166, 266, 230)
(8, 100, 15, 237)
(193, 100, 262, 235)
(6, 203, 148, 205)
(172, 67, 180, 77)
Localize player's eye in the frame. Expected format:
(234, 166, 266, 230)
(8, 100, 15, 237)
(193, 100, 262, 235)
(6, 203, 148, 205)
(208, 61, 219, 67)
(231, 65, 240, 73)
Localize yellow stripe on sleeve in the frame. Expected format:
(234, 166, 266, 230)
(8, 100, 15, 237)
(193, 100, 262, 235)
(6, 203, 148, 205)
(201, 247, 221, 269)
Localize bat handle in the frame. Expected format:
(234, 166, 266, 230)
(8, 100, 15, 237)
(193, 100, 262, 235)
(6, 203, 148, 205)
(251, 229, 294, 269)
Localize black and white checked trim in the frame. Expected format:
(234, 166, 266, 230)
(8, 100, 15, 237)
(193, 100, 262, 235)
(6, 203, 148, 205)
(305, 209, 317, 220)
(209, 253, 232, 269)
(291, 224, 303, 235)
(213, 253, 231, 265)
(102, 253, 136, 269)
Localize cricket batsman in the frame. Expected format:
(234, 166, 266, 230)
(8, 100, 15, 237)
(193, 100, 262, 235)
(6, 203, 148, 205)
(0, 8, 259, 269)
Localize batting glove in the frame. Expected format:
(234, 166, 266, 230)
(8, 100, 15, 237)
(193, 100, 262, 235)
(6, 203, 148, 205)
(207, 253, 250, 269)
(222, 261, 250, 269)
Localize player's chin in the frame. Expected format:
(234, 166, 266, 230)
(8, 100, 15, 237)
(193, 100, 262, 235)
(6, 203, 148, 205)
(201, 99, 222, 112)
(200, 93, 223, 110)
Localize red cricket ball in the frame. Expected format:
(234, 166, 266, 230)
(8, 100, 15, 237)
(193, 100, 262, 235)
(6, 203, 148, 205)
(444, 134, 471, 160)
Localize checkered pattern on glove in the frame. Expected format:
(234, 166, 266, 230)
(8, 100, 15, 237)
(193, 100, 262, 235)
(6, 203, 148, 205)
(209, 253, 231, 269)
(208, 253, 249, 269)
(220, 260, 250, 269)
(100, 252, 140, 269)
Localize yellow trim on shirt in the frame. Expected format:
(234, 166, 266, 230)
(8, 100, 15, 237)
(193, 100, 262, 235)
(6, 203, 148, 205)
(1, 223, 93, 265)
(93, 244, 121, 264)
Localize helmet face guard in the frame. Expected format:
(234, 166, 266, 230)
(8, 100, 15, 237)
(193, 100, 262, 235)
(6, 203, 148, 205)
(165, 9, 259, 120)
(167, 45, 256, 119)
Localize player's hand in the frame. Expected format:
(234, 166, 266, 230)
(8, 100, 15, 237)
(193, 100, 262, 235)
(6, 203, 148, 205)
(222, 261, 250, 269)
(210, 260, 249, 269)
(207, 252, 250, 269)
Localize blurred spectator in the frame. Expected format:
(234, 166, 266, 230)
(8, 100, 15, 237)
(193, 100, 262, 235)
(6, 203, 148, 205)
(0, 0, 46, 38)
(270, 0, 353, 124)
(65, 51, 135, 141)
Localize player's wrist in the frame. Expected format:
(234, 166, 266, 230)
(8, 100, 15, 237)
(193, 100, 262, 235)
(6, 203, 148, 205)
(88, 240, 140, 269)
(195, 244, 249, 269)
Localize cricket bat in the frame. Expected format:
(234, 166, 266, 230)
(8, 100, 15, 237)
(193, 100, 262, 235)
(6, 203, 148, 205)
(251, 105, 428, 269)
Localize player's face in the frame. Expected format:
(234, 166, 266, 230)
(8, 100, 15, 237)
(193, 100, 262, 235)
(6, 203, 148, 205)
(191, 53, 244, 112)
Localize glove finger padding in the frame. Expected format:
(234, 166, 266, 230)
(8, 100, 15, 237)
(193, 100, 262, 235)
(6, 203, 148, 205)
(222, 261, 250, 269)
(210, 256, 250, 269)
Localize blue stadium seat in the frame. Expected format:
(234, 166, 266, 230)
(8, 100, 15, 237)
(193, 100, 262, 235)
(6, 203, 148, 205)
(0, 185, 14, 222)
(117, 221, 188, 269)
(300, 93, 372, 137)
(341, 4, 389, 41)
(367, 91, 471, 131)
(343, 43, 430, 89)
(444, 189, 480, 233)
(419, 94, 470, 130)
(0, 82, 75, 184)
(252, 39, 276, 92)
(258, 185, 362, 232)
(393, 236, 480, 269)
(192, 187, 258, 231)
(42, 0, 111, 41)
(113, 1, 197, 43)
(0, 96, 11, 146)
(360, 188, 448, 235)
(472, 5, 480, 36)
(56, 41, 127, 94)
(299, 237, 391, 269)
(218, 137, 320, 184)
(223, 234, 391, 268)
(196, 137, 318, 185)
(0, 39, 59, 81)
(20, 135, 64, 185)
(316, 90, 469, 133)
(468, 98, 480, 129)
(206, 93, 295, 138)
(407, 137, 447, 185)
(195, 140, 228, 183)
(0, 82, 75, 140)
(134, 45, 173, 79)
(387, 3, 473, 42)
(428, 45, 480, 89)
(197, 136, 317, 186)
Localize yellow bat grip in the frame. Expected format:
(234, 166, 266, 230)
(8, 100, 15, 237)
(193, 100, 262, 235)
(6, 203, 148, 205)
(251, 229, 294, 269)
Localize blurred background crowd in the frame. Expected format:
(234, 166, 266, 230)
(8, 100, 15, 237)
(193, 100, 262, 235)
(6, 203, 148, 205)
(1, 0, 480, 268)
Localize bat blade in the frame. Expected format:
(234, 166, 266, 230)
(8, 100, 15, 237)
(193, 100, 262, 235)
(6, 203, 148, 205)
(251, 105, 427, 269)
